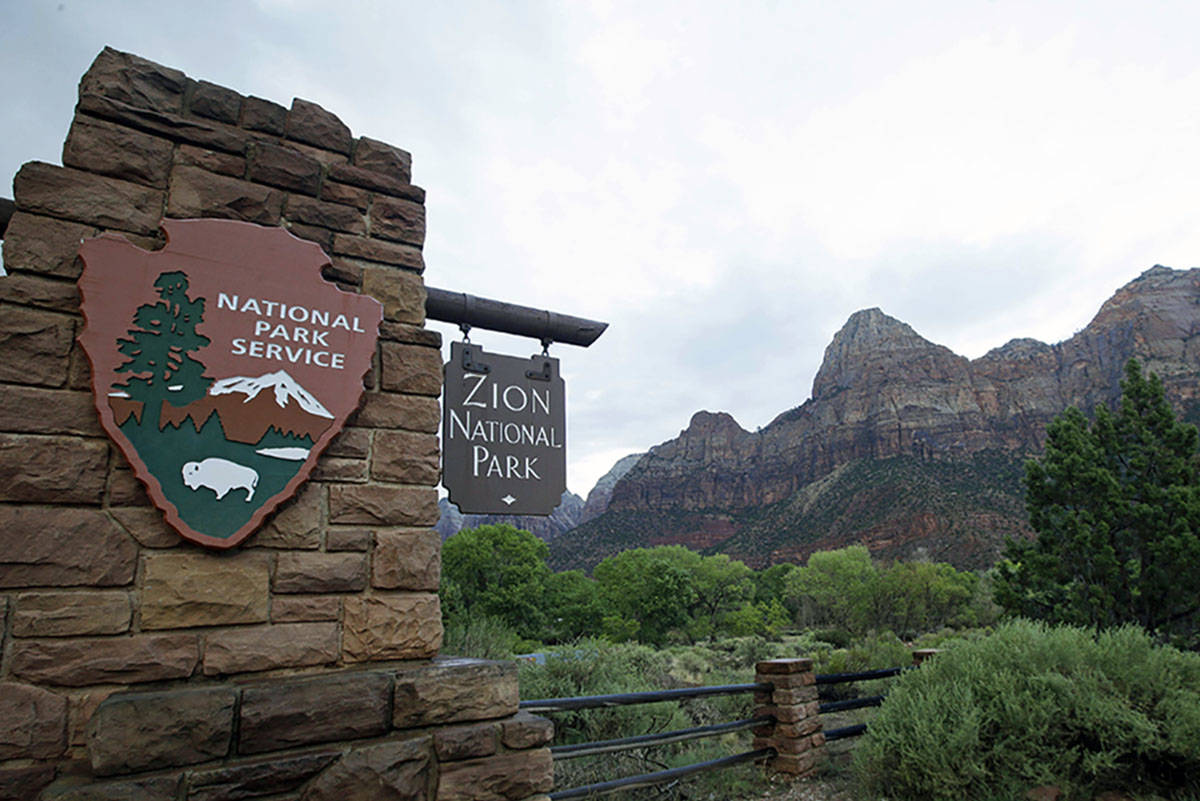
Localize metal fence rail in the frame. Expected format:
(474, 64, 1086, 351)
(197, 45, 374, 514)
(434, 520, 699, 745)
(815, 666, 906, 684)
(520, 682, 773, 713)
(548, 748, 775, 800)
(551, 715, 774, 760)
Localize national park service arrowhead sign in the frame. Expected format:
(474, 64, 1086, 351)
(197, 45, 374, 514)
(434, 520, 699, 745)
(78, 219, 382, 549)
(442, 341, 566, 515)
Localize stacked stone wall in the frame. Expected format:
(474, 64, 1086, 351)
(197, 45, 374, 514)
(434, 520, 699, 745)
(0, 48, 552, 800)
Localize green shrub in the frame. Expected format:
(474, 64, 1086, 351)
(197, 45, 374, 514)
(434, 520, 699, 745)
(441, 614, 519, 660)
(854, 620, 1200, 800)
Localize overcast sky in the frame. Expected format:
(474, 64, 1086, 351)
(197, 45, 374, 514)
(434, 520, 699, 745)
(4, 1, 1199, 496)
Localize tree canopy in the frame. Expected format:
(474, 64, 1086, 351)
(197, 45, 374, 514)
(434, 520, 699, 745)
(996, 359, 1200, 643)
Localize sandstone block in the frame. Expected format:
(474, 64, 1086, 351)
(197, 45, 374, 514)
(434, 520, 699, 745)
(0, 212, 94, 278)
(0, 304, 75, 387)
(174, 143, 246, 177)
(323, 255, 363, 285)
(362, 264, 425, 325)
(290, 221, 335, 250)
(239, 671, 392, 754)
(756, 658, 814, 674)
(0, 682, 67, 759)
(0, 386, 101, 436)
(241, 95, 288, 135)
(251, 482, 323, 549)
(0, 764, 56, 801)
(291, 141, 350, 167)
(189, 79, 243, 124)
(67, 689, 114, 747)
(327, 163, 425, 203)
(350, 391, 440, 432)
(501, 712, 555, 750)
(760, 672, 816, 689)
(45, 775, 181, 801)
(286, 195, 367, 234)
(755, 734, 811, 755)
(140, 551, 270, 629)
(321, 180, 370, 210)
(344, 593, 441, 662)
(330, 232, 424, 271)
(0, 272, 80, 314)
(311, 457, 368, 482)
(248, 142, 322, 194)
(352, 138, 412, 183)
(379, 321, 442, 347)
(328, 485, 438, 526)
(300, 737, 430, 801)
(393, 658, 517, 728)
(372, 529, 440, 591)
(109, 506, 180, 548)
(12, 591, 130, 637)
(286, 99, 352, 154)
(768, 750, 819, 776)
(14, 161, 163, 235)
(77, 93, 248, 155)
(79, 47, 187, 112)
(0, 505, 137, 588)
(10, 633, 199, 686)
(107, 465, 150, 505)
(371, 430, 440, 486)
(772, 686, 818, 705)
(188, 751, 339, 801)
(380, 342, 442, 396)
(370, 198, 425, 247)
(435, 723, 498, 761)
(203, 622, 339, 675)
(327, 527, 372, 551)
(435, 749, 553, 801)
(88, 687, 236, 774)
(271, 594, 341, 622)
(327, 426, 371, 459)
(0, 434, 107, 504)
(63, 114, 173, 187)
(167, 165, 285, 225)
(274, 552, 367, 593)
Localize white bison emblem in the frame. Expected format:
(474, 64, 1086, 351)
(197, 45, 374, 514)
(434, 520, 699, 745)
(181, 458, 259, 502)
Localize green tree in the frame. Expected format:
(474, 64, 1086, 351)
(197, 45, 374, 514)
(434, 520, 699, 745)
(440, 524, 551, 639)
(542, 570, 604, 643)
(593, 546, 696, 645)
(996, 360, 1200, 642)
(115, 271, 212, 428)
(687, 553, 755, 641)
(786, 545, 879, 634)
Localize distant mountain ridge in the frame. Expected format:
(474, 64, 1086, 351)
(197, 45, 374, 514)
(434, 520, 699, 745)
(550, 266, 1200, 571)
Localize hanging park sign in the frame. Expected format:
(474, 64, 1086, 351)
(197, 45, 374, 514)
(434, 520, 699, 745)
(442, 341, 566, 515)
(77, 219, 382, 549)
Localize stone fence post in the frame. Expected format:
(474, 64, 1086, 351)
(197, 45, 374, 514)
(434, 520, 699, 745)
(753, 658, 824, 777)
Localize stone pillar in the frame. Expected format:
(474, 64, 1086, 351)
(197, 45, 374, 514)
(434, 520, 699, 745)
(0, 47, 552, 801)
(912, 648, 941, 666)
(753, 658, 825, 777)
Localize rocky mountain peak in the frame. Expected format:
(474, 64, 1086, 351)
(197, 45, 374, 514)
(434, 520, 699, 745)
(813, 307, 959, 399)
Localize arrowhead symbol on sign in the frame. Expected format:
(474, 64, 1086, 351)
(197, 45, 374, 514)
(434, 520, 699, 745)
(501, 495, 516, 506)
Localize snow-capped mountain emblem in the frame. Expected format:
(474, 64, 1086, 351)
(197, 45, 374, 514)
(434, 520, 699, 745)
(211, 370, 334, 419)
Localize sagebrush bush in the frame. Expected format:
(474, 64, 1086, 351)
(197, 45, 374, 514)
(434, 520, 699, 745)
(441, 614, 519, 660)
(853, 620, 1200, 800)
